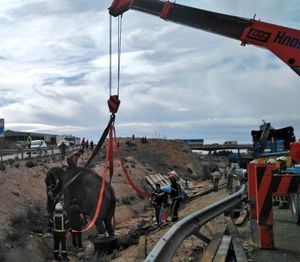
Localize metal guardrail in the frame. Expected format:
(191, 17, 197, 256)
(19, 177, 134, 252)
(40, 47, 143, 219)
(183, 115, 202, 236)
(145, 184, 246, 262)
(0, 145, 80, 162)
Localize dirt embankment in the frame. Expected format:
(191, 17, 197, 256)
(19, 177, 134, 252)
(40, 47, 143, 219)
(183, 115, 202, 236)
(0, 138, 215, 261)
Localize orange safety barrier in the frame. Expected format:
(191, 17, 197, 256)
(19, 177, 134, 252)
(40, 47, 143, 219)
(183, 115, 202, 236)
(247, 163, 264, 218)
(249, 163, 300, 249)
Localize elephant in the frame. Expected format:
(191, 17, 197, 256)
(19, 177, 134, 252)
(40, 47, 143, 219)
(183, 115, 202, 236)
(45, 167, 116, 236)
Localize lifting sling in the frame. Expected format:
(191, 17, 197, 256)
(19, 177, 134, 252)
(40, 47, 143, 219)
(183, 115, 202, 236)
(70, 14, 149, 233)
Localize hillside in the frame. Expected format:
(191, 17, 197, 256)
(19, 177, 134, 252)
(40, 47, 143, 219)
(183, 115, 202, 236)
(0, 138, 213, 261)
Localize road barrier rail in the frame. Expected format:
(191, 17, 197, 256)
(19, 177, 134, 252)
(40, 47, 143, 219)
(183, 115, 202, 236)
(0, 145, 80, 162)
(145, 184, 246, 261)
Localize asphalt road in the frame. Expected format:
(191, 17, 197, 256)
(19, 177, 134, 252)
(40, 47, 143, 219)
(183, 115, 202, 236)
(251, 208, 300, 262)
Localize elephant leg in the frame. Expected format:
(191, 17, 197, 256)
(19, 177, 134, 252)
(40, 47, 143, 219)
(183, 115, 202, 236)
(95, 220, 106, 235)
(104, 216, 114, 236)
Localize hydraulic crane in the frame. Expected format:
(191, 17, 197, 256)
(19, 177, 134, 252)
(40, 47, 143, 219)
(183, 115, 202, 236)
(109, 0, 300, 76)
(109, 0, 300, 250)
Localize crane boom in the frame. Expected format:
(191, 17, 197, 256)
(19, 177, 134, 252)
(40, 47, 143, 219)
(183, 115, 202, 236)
(109, 0, 300, 76)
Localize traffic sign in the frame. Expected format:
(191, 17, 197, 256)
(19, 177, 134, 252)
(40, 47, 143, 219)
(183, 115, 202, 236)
(0, 119, 4, 137)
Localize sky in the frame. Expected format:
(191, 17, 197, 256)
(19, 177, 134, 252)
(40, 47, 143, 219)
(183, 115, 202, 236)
(0, 0, 299, 143)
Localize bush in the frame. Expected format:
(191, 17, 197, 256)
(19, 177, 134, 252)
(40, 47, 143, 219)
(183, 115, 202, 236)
(187, 167, 193, 174)
(129, 195, 136, 201)
(25, 160, 35, 168)
(6, 230, 22, 242)
(7, 213, 27, 245)
(26, 204, 47, 231)
(6, 203, 47, 249)
(0, 244, 4, 262)
(14, 162, 20, 168)
(125, 141, 136, 147)
(121, 196, 131, 205)
(0, 162, 5, 171)
(10, 214, 26, 227)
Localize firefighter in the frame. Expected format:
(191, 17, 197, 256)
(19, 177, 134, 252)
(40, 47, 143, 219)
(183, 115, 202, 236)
(69, 198, 85, 251)
(49, 202, 70, 261)
(151, 183, 167, 227)
(168, 171, 182, 222)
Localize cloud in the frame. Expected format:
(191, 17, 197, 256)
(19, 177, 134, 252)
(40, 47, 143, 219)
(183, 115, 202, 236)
(0, 0, 300, 143)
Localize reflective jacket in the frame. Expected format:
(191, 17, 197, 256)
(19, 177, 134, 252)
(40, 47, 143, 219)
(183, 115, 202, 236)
(49, 212, 70, 234)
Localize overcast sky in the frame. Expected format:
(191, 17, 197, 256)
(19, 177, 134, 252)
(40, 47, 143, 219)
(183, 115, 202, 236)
(0, 0, 299, 143)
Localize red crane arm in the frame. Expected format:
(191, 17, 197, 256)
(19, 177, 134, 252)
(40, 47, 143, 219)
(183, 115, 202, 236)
(109, 0, 300, 76)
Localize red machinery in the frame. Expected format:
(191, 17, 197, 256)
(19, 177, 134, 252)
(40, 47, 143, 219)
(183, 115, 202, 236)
(109, 0, 300, 76)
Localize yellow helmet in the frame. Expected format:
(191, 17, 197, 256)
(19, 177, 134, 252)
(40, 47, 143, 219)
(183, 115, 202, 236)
(55, 202, 64, 212)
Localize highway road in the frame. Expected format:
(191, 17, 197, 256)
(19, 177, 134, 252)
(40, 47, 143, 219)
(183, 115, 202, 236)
(250, 208, 300, 261)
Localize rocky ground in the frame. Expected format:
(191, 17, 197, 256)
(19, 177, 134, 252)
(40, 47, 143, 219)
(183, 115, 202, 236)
(0, 138, 230, 261)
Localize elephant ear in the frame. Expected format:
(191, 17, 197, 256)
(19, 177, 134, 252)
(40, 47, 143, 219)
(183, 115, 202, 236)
(47, 167, 64, 178)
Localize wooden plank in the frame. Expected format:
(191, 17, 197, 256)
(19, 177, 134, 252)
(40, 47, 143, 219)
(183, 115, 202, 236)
(226, 217, 248, 262)
(213, 235, 232, 262)
(159, 174, 169, 185)
(153, 173, 167, 185)
(157, 173, 169, 185)
(201, 232, 224, 262)
(145, 176, 156, 189)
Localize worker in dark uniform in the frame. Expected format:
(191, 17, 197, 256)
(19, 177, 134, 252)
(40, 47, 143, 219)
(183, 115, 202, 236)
(45, 172, 62, 216)
(168, 171, 182, 222)
(151, 183, 167, 227)
(59, 141, 67, 160)
(27, 134, 32, 157)
(276, 156, 289, 209)
(49, 202, 70, 261)
(69, 198, 85, 251)
(90, 140, 94, 151)
(66, 149, 83, 169)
